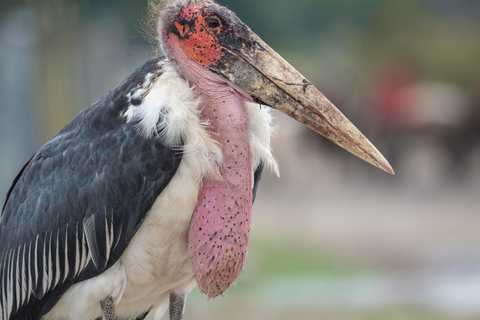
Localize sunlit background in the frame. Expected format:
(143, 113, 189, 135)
(1, 0, 480, 319)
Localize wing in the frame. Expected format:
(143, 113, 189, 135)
(0, 56, 182, 320)
(252, 160, 264, 204)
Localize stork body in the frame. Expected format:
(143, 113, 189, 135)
(1, 56, 274, 319)
(0, 1, 392, 319)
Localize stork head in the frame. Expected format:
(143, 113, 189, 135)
(154, 0, 394, 297)
(157, 0, 393, 174)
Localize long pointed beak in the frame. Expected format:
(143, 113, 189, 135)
(210, 31, 394, 174)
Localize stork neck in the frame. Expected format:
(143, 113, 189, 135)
(169, 48, 251, 154)
(175, 57, 252, 188)
(170, 53, 254, 297)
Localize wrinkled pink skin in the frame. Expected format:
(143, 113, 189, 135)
(165, 34, 254, 297)
(189, 101, 252, 297)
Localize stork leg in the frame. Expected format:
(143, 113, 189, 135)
(169, 293, 185, 320)
(100, 295, 117, 320)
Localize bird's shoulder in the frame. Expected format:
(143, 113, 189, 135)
(1, 55, 171, 224)
(0, 55, 183, 320)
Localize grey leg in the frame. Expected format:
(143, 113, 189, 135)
(169, 293, 185, 320)
(100, 295, 117, 320)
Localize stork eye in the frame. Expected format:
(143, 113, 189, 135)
(206, 17, 221, 30)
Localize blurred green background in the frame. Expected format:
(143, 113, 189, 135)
(1, 0, 480, 319)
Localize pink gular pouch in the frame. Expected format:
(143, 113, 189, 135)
(189, 146, 252, 298)
(187, 88, 253, 298)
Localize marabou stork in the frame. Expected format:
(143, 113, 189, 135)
(0, 0, 393, 319)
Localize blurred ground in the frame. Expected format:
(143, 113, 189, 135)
(1, 0, 480, 319)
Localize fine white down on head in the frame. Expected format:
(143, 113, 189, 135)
(147, 0, 215, 56)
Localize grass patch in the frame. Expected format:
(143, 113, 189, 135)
(245, 231, 373, 280)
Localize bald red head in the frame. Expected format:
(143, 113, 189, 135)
(163, 4, 235, 68)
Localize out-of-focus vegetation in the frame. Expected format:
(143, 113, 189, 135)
(1, 1, 480, 319)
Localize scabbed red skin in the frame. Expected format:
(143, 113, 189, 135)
(188, 101, 252, 298)
(166, 5, 226, 68)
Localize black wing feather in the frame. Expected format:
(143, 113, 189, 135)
(252, 161, 264, 203)
(0, 56, 182, 320)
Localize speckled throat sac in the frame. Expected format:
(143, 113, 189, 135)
(188, 100, 252, 298)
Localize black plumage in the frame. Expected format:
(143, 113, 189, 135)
(0, 57, 181, 320)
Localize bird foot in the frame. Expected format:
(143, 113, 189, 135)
(100, 295, 117, 320)
(169, 293, 185, 320)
